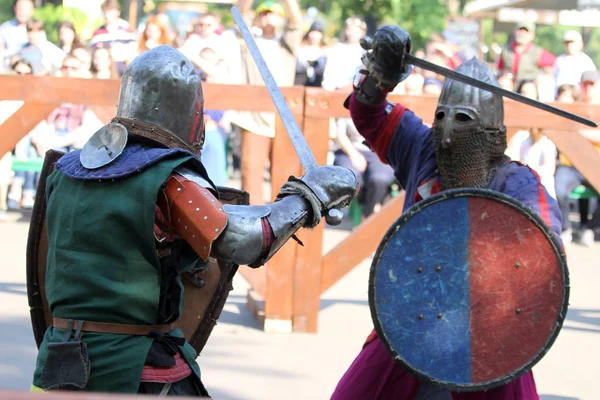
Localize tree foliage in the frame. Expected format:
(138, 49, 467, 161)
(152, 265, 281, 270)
(297, 0, 449, 51)
(32, 4, 89, 44)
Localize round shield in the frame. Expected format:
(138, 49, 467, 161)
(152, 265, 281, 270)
(369, 188, 569, 392)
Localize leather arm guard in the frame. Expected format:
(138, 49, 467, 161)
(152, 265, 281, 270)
(162, 168, 311, 268)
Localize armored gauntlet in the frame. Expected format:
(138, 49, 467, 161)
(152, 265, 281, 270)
(278, 165, 359, 228)
(353, 25, 413, 105)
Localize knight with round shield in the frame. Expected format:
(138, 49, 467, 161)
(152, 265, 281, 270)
(330, 25, 571, 399)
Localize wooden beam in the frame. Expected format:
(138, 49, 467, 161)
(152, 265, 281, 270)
(304, 87, 600, 131)
(545, 130, 600, 193)
(0, 103, 59, 156)
(0, 76, 306, 114)
(291, 116, 330, 333)
(320, 193, 406, 296)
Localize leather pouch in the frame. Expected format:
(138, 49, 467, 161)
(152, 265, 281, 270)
(40, 320, 90, 390)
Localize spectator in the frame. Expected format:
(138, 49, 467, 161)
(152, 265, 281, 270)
(136, 15, 171, 56)
(497, 71, 515, 91)
(426, 31, 464, 70)
(90, 0, 137, 76)
(229, 0, 303, 205)
(506, 80, 557, 198)
(321, 16, 366, 92)
(393, 71, 424, 95)
(19, 19, 65, 76)
(11, 57, 32, 75)
(554, 30, 596, 91)
(195, 46, 230, 187)
(497, 21, 556, 84)
(30, 55, 102, 156)
(58, 21, 85, 55)
(332, 117, 395, 220)
(516, 79, 539, 100)
(71, 47, 93, 78)
(556, 83, 578, 103)
(295, 20, 327, 87)
(423, 78, 444, 96)
(554, 70, 600, 246)
(0, 0, 37, 71)
(180, 13, 223, 61)
(90, 47, 118, 79)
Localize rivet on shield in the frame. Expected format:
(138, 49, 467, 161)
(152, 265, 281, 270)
(418, 314, 424, 320)
(515, 262, 521, 269)
(436, 266, 442, 272)
(516, 308, 522, 314)
(417, 267, 423, 273)
(437, 313, 443, 319)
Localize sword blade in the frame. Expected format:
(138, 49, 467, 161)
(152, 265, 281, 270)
(231, 6, 318, 171)
(406, 54, 598, 128)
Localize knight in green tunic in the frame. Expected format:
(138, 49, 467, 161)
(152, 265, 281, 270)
(30, 45, 358, 396)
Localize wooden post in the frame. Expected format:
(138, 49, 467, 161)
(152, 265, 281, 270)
(291, 114, 330, 333)
(262, 115, 303, 333)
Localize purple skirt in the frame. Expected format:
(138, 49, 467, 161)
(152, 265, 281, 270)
(330, 331, 539, 400)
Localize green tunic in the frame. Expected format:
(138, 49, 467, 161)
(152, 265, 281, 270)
(33, 155, 202, 393)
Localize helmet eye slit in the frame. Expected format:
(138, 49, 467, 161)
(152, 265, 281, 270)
(455, 112, 473, 122)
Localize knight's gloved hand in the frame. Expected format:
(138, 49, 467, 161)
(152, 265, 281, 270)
(360, 25, 413, 91)
(278, 166, 359, 228)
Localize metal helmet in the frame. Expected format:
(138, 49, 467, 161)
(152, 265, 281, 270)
(80, 45, 204, 169)
(432, 58, 508, 189)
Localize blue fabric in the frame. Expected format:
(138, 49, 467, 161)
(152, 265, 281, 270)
(57, 143, 201, 181)
(386, 111, 562, 241)
(375, 197, 471, 384)
(200, 129, 227, 187)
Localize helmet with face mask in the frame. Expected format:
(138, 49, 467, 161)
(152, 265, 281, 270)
(80, 45, 205, 169)
(433, 58, 509, 189)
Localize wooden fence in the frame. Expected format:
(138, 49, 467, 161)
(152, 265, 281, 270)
(1, 75, 599, 334)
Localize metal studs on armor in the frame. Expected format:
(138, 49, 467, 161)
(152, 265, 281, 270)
(196, 208, 200, 211)
(204, 216, 208, 220)
(184, 226, 188, 230)
(189, 200, 192, 204)
(177, 188, 181, 192)
(155, 107, 159, 111)
(515, 262, 521, 269)
(436, 266, 442, 272)
(418, 314, 424, 320)
(437, 313, 443, 319)
(177, 219, 181, 223)
(192, 235, 196, 239)
(215, 228, 219, 232)
(516, 308, 522, 314)
(417, 267, 423, 273)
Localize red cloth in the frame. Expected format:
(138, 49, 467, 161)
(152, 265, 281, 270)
(140, 353, 192, 383)
(348, 93, 408, 164)
(332, 330, 540, 400)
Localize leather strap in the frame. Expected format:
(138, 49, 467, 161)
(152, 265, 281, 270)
(53, 318, 175, 336)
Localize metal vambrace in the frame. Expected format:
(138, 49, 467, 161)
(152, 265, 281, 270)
(210, 195, 310, 268)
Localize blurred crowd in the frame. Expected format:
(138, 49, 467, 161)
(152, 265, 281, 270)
(0, 0, 598, 245)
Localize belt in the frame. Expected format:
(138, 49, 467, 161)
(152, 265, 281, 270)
(53, 318, 175, 336)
